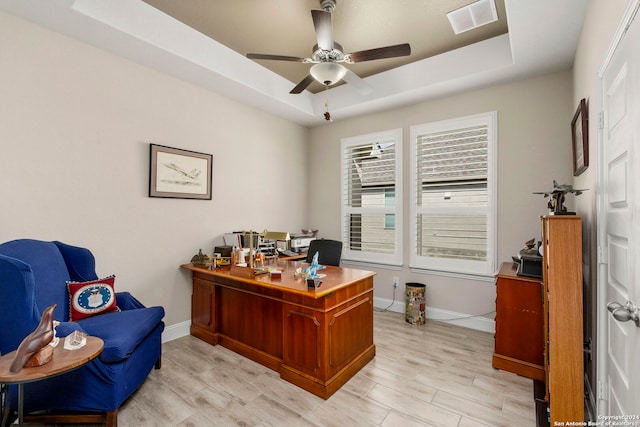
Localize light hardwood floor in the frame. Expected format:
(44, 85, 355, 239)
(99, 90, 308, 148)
(112, 310, 536, 426)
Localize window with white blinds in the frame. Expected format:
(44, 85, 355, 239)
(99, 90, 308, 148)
(410, 112, 497, 276)
(341, 129, 402, 266)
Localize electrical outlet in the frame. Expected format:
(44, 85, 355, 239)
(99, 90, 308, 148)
(393, 276, 399, 288)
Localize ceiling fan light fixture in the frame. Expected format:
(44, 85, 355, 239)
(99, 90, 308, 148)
(310, 62, 347, 86)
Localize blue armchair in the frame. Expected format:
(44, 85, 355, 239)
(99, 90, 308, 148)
(0, 239, 165, 426)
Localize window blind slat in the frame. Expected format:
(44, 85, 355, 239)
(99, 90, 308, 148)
(342, 130, 402, 264)
(414, 121, 489, 263)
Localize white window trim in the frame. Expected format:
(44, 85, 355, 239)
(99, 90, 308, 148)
(341, 128, 403, 267)
(409, 112, 497, 277)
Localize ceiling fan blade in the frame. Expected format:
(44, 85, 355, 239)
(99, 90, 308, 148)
(290, 74, 316, 94)
(347, 43, 411, 63)
(343, 70, 373, 95)
(311, 9, 333, 50)
(247, 53, 307, 62)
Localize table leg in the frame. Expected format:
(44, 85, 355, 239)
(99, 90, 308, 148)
(17, 383, 23, 426)
(1, 383, 7, 427)
(1, 383, 14, 427)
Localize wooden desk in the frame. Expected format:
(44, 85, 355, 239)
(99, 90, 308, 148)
(0, 336, 103, 426)
(181, 260, 376, 399)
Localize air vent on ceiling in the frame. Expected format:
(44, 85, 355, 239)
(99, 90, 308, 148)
(447, 0, 498, 35)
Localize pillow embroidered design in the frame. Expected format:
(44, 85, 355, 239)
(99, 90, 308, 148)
(67, 275, 119, 321)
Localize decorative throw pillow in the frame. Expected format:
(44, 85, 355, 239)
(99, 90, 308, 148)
(67, 275, 119, 321)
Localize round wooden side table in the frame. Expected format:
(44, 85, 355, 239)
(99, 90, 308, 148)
(0, 336, 103, 427)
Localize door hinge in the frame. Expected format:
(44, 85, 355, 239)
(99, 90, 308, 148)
(598, 380, 609, 400)
(598, 246, 609, 264)
(598, 111, 605, 130)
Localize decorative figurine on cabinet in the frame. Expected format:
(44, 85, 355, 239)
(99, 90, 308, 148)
(533, 180, 588, 215)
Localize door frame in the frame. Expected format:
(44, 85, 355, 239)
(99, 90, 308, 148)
(596, 0, 640, 416)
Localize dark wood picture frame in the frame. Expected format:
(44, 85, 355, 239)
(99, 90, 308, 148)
(149, 144, 213, 200)
(571, 98, 589, 176)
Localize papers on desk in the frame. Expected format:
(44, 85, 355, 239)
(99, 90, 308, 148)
(224, 233, 242, 247)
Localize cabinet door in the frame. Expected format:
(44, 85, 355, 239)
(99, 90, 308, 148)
(192, 278, 216, 334)
(495, 277, 544, 366)
(282, 304, 324, 378)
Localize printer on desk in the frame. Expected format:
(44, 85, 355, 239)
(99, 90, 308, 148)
(290, 234, 315, 253)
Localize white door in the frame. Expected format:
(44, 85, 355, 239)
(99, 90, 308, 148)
(598, 1, 640, 417)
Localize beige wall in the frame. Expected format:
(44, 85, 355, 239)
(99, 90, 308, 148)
(309, 71, 574, 322)
(0, 12, 309, 330)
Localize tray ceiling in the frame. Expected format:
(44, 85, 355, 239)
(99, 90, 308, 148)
(142, 0, 508, 94)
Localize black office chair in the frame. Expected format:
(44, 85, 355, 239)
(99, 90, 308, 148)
(306, 239, 343, 267)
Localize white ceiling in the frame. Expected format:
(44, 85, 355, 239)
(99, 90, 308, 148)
(0, 0, 588, 127)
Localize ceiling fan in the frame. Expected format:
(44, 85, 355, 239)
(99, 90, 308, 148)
(246, 0, 411, 95)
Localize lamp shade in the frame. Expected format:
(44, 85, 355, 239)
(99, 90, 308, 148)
(263, 231, 290, 241)
(310, 62, 347, 86)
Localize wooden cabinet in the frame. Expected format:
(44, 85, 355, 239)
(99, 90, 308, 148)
(541, 215, 584, 424)
(493, 262, 545, 381)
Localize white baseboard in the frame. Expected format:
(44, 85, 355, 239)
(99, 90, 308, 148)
(374, 298, 405, 313)
(161, 300, 496, 344)
(374, 297, 495, 333)
(162, 320, 191, 343)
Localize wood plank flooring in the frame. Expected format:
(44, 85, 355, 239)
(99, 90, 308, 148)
(117, 310, 536, 426)
(22, 310, 536, 425)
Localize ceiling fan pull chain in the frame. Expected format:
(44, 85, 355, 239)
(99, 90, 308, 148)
(324, 85, 333, 122)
